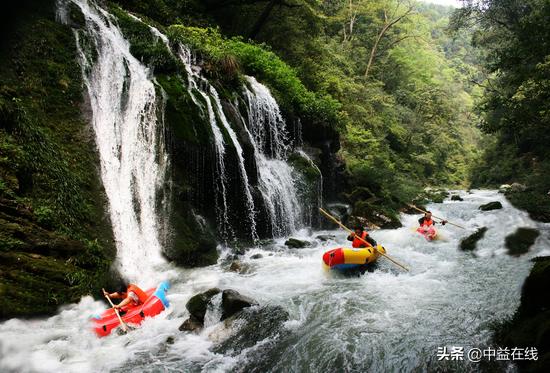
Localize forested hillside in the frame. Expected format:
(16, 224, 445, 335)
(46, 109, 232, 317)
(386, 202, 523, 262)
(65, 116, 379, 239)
(451, 0, 550, 222)
(113, 0, 484, 223)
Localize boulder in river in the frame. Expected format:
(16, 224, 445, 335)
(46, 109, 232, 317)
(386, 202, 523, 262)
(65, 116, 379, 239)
(505, 227, 540, 256)
(479, 201, 503, 211)
(179, 316, 203, 333)
(325, 203, 352, 225)
(499, 184, 512, 193)
(284, 238, 311, 248)
(186, 288, 221, 323)
(213, 305, 290, 356)
(250, 253, 263, 260)
(450, 195, 464, 201)
(459, 227, 488, 251)
(228, 260, 251, 274)
(494, 256, 550, 372)
(316, 234, 336, 242)
(221, 289, 258, 320)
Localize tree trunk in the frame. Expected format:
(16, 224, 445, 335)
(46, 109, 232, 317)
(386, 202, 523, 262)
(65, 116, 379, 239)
(249, 0, 280, 39)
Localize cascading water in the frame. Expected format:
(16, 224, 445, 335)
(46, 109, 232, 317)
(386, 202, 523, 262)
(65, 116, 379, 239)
(62, 0, 168, 284)
(2, 190, 549, 373)
(243, 76, 304, 236)
(178, 46, 258, 241)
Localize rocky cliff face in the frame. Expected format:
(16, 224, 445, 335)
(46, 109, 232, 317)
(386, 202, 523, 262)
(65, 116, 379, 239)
(0, 0, 116, 319)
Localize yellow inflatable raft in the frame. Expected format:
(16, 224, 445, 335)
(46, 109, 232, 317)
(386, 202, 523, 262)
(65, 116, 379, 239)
(322, 245, 386, 271)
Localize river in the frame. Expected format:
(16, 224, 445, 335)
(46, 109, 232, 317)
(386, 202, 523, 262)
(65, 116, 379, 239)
(1, 189, 548, 372)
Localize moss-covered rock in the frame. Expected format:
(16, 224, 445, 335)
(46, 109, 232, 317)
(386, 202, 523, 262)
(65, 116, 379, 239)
(0, 0, 116, 318)
(505, 228, 540, 257)
(284, 238, 311, 248)
(479, 201, 503, 211)
(213, 305, 289, 356)
(494, 256, 550, 372)
(221, 289, 257, 320)
(185, 288, 221, 323)
(507, 190, 550, 223)
(459, 227, 488, 251)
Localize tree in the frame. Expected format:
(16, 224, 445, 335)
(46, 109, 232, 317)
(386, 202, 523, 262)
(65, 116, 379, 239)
(364, 0, 415, 78)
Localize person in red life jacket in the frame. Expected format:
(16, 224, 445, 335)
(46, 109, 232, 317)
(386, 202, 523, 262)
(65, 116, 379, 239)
(103, 283, 148, 309)
(347, 225, 377, 248)
(418, 211, 447, 230)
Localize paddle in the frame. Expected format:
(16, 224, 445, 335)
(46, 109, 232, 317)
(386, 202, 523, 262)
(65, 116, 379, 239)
(319, 208, 409, 272)
(407, 204, 466, 229)
(102, 288, 129, 333)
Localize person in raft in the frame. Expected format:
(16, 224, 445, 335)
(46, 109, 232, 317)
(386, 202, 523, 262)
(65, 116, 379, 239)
(103, 283, 148, 309)
(347, 225, 377, 248)
(418, 211, 447, 228)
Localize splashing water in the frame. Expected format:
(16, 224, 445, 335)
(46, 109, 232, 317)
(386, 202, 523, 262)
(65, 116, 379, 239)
(243, 77, 304, 236)
(63, 0, 168, 284)
(2, 190, 548, 372)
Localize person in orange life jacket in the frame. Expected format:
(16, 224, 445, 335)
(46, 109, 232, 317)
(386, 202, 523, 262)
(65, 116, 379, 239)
(347, 225, 377, 248)
(418, 211, 447, 231)
(103, 283, 148, 310)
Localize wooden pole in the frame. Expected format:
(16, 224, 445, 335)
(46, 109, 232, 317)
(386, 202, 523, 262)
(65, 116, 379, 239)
(102, 289, 128, 333)
(407, 204, 466, 229)
(319, 208, 409, 272)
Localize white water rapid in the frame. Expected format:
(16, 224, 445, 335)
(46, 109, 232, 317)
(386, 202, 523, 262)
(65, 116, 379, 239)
(1, 190, 548, 372)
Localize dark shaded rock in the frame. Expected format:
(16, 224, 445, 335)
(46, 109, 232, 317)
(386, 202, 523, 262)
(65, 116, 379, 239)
(228, 260, 250, 274)
(376, 214, 402, 229)
(325, 203, 352, 225)
(451, 195, 464, 201)
(179, 316, 203, 333)
(221, 289, 257, 320)
(186, 288, 221, 323)
(284, 238, 311, 248)
(250, 253, 263, 259)
(213, 305, 289, 355)
(505, 228, 540, 256)
(459, 227, 488, 251)
(494, 256, 550, 372)
(316, 234, 336, 242)
(506, 190, 550, 223)
(479, 201, 503, 211)
(165, 336, 175, 344)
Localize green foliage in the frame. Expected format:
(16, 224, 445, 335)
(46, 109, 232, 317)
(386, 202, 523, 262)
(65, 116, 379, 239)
(452, 0, 550, 221)
(167, 25, 344, 129)
(109, 5, 180, 73)
(109, 0, 484, 218)
(0, 2, 115, 317)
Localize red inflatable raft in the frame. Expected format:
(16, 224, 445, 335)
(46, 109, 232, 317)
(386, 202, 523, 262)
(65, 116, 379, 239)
(416, 226, 437, 241)
(92, 281, 170, 337)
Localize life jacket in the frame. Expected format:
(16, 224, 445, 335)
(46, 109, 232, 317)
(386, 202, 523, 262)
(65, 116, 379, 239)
(352, 231, 371, 248)
(421, 218, 434, 227)
(127, 284, 148, 305)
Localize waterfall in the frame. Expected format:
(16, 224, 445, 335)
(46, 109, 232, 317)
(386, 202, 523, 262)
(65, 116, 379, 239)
(178, 46, 258, 242)
(62, 0, 168, 284)
(243, 76, 304, 236)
